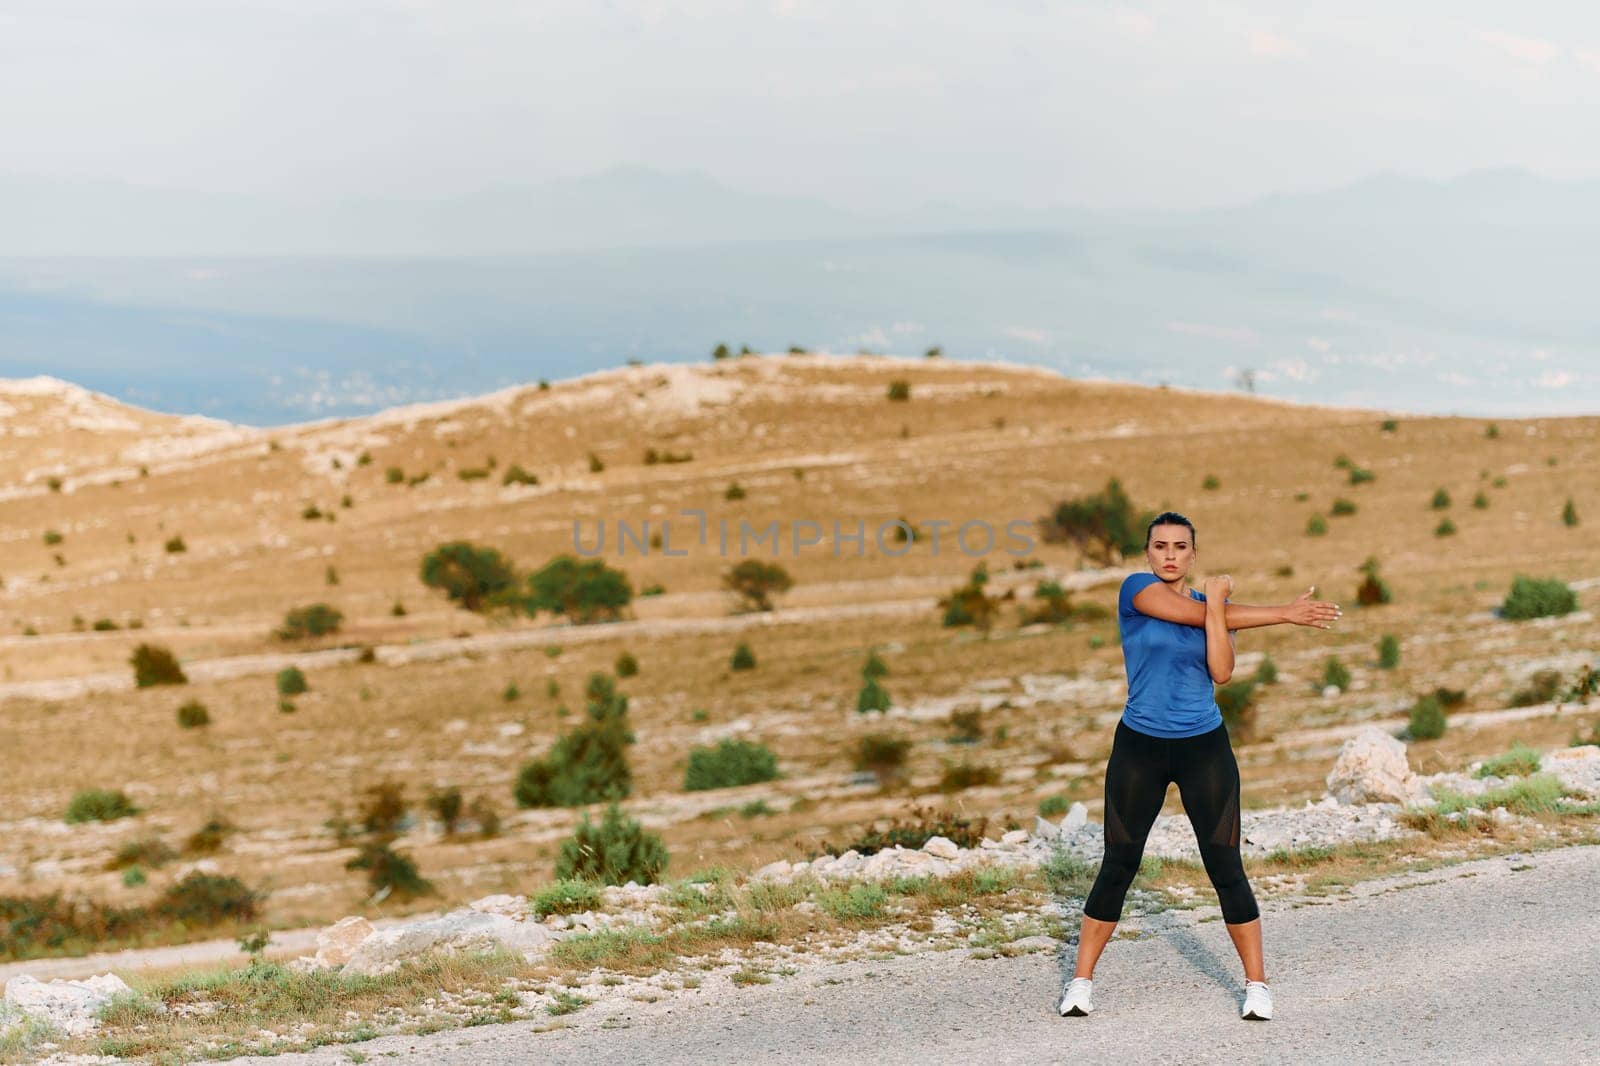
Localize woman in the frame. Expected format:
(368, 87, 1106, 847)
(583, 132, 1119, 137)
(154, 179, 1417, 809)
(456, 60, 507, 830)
(1057, 510, 1340, 1022)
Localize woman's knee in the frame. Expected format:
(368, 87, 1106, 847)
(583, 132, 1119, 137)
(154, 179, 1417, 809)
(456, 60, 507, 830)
(1198, 846, 1258, 923)
(1083, 847, 1143, 921)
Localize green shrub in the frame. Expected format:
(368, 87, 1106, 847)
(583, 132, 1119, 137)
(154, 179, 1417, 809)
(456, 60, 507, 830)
(887, 380, 911, 401)
(1356, 556, 1392, 605)
(1348, 466, 1375, 485)
(1306, 514, 1328, 536)
(1038, 795, 1071, 818)
(937, 760, 998, 793)
(1473, 491, 1489, 509)
(1042, 846, 1097, 897)
(1485, 423, 1499, 439)
(857, 677, 892, 714)
(1214, 679, 1257, 737)
(615, 651, 639, 677)
(730, 642, 757, 671)
(385, 466, 404, 484)
(817, 882, 888, 920)
(1406, 695, 1446, 740)
(1475, 744, 1542, 779)
(419, 541, 518, 612)
(1201, 474, 1220, 490)
(502, 681, 519, 702)
(274, 603, 344, 640)
(1253, 655, 1278, 685)
(65, 789, 140, 824)
(155, 873, 261, 925)
(854, 734, 912, 785)
(1039, 477, 1155, 567)
(176, 700, 210, 729)
(530, 879, 602, 918)
(1330, 498, 1357, 516)
(278, 698, 296, 714)
(724, 482, 746, 501)
(456, 467, 491, 481)
(555, 802, 668, 886)
(501, 464, 539, 486)
(1562, 498, 1579, 527)
(1378, 634, 1400, 669)
(1435, 518, 1456, 537)
(862, 650, 889, 680)
(359, 781, 409, 836)
(1319, 656, 1351, 693)
(164, 535, 187, 553)
(515, 674, 635, 808)
(107, 836, 176, 871)
(722, 559, 793, 613)
(1430, 487, 1451, 510)
(1511, 669, 1564, 708)
(684, 739, 779, 792)
(1380, 418, 1398, 432)
(938, 561, 1000, 630)
(1500, 576, 1577, 620)
(518, 555, 633, 623)
(130, 643, 187, 687)
(469, 797, 502, 839)
(426, 786, 464, 835)
(275, 666, 308, 696)
(184, 817, 233, 855)
(42, 530, 63, 545)
(346, 842, 435, 900)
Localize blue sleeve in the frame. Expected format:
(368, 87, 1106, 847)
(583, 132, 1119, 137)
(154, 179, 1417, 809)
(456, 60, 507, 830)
(1119, 572, 1163, 617)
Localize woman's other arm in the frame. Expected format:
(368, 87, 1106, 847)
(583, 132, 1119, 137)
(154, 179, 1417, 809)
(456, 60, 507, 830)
(1204, 583, 1235, 683)
(1132, 583, 1339, 630)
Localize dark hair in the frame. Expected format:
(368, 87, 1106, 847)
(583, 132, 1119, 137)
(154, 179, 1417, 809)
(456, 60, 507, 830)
(1144, 510, 1197, 549)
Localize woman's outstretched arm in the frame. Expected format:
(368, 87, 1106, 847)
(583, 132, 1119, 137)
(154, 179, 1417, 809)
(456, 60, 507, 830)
(1132, 583, 1340, 631)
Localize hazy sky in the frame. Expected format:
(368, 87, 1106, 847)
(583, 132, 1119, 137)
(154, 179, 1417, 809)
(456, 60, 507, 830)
(6, 1, 1600, 212)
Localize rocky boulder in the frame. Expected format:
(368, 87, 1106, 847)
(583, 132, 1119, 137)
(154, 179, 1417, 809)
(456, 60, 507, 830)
(1540, 745, 1600, 798)
(1326, 727, 1429, 805)
(341, 911, 556, 977)
(3, 973, 138, 1037)
(314, 915, 375, 969)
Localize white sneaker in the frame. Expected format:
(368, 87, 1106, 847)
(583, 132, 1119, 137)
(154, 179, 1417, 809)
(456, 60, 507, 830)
(1058, 977, 1093, 1016)
(1241, 980, 1272, 1021)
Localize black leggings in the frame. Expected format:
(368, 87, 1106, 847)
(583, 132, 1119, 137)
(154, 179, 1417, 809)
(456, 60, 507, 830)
(1083, 719, 1260, 925)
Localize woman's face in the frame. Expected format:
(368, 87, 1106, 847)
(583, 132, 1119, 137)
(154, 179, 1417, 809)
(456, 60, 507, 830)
(1145, 523, 1196, 582)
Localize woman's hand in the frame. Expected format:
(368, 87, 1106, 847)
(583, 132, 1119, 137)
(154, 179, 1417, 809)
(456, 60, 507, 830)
(1283, 585, 1341, 629)
(1204, 574, 1234, 601)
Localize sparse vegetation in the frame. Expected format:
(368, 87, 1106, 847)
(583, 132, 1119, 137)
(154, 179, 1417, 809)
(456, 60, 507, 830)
(1038, 477, 1154, 566)
(1475, 744, 1542, 779)
(857, 676, 892, 714)
(1500, 575, 1577, 620)
(683, 739, 779, 791)
(176, 700, 211, 729)
(1405, 694, 1447, 740)
(722, 559, 793, 613)
(1214, 679, 1258, 738)
(1378, 634, 1401, 669)
(65, 789, 140, 824)
(554, 802, 668, 886)
(515, 674, 635, 808)
(426, 786, 464, 835)
(887, 380, 911, 401)
(730, 642, 757, 671)
(936, 759, 998, 793)
(130, 643, 187, 687)
(853, 734, 912, 786)
(274, 603, 344, 640)
(1510, 669, 1565, 708)
(346, 842, 435, 901)
(1356, 556, 1393, 605)
(276, 666, 308, 696)
(939, 560, 1000, 631)
(1318, 656, 1351, 693)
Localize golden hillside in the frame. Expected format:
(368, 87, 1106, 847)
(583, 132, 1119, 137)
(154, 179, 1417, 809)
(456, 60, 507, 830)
(1, 355, 1595, 937)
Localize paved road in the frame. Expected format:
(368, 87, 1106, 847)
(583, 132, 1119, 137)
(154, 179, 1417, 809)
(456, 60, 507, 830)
(241, 844, 1600, 1066)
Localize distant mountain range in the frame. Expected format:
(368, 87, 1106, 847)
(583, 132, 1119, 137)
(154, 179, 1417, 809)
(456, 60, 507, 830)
(1, 166, 1596, 424)
(4, 165, 1598, 257)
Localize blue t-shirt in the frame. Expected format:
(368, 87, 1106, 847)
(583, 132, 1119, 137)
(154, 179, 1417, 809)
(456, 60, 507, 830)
(1117, 572, 1225, 738)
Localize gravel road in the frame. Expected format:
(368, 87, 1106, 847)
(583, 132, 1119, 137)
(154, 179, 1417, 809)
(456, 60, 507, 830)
(237, 843, 1600, 1066)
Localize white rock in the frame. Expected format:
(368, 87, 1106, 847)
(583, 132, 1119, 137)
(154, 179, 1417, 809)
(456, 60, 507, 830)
(1326, 727, 1429, 805)
(4, 973, 135, 1036)
(755, 859, 793, 880)
(922, 836, 960, 860)
(1009, 935, 1057, 951)
(341, 911, 555, 976)
(1032, 816, 1062, 841)
(1540, 745, 1600, 798)
(1064, 801, 1089, 832)
(468, 894, 528, 919)
(1001, 829, 1030, 846)
(314, 916, 375, 969)
(1322, 685, 1342, 698)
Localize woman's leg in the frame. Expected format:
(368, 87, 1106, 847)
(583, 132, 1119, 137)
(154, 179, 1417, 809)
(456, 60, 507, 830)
(1074, 723, 1169, 979)
(1173, 725, 1265, 982)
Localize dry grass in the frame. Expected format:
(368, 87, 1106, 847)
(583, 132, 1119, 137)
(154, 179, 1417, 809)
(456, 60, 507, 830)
(3, 356, 1598, 958)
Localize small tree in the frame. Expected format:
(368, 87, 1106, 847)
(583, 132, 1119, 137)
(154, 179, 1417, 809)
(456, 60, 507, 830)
(1253, 655, 1278, 685)
(683, 739, 779, 791)
(131, 643, 187, 687)
(1406, 694, 1447, 740)
(346, 842, 435, 900)
(1355, 556, 1392, 606)
(419, 541, 518, 612)
(1562, 498, 1579, 527)
(65, 789, 140, 824)
(939, 561, 1000, 631)
(520, 555, 633, 623)
(426, 786, 464, 836)
(555, 802, 668, 885)
(711, 342, 731, 360)
(275, 603, 344, 640)
(730, 642, 757, 671)
(276, 666, 308, 696)
(854, 734, 911, 786)
(615, 651, 639, 678)
(722, 559, 793, 613)
(1378, 634, 1401, 669)
(887, 380, 911, 401)
(1500, 576, 1577, 620)
(1037, 478, 1154, 566)
(1318, 656, 1351, 693)
(857, 677, 892, 714)
(1306, 514, 1328, 536)
(861, 650, 889, 681)
(514, 674, 635, 808)
(1430, 487, 1451, 510)
(176, 700, 211, 729)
